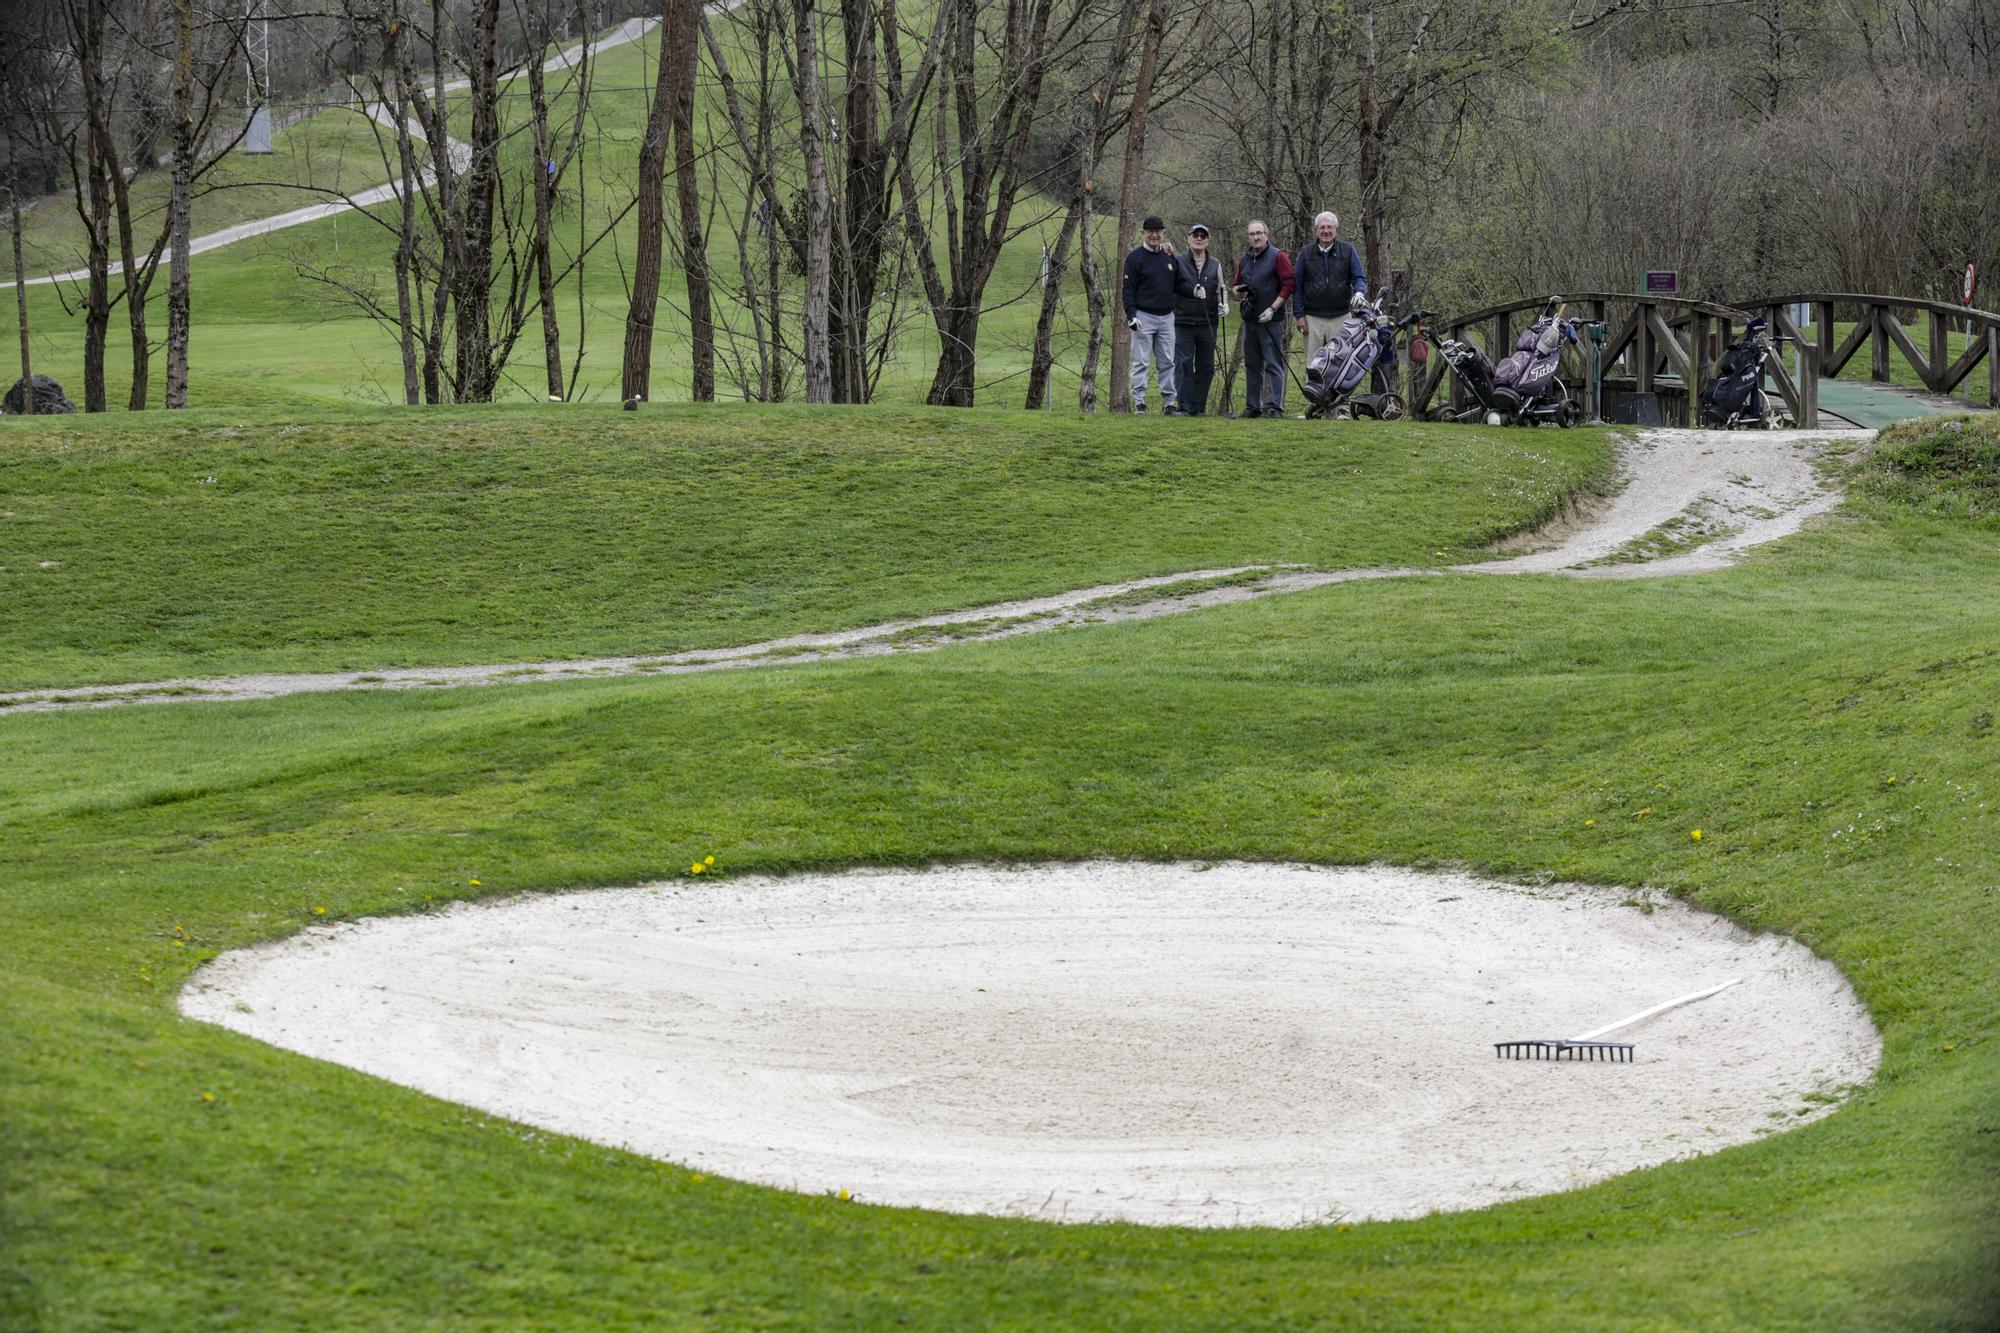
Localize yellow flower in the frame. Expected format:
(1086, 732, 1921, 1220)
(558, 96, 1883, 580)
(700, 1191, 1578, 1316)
(200, 1091, 215, 1103)
(1690, 828, 1703, 842)
(469, 878, 482, 887)
(171, 939, 185, 948)
(703, 856, 716, 866)
(837, 1188, 852, 1201)
(691, 863, 705, 875)
(1584, 819, 1596, 828)
(312, 906, 327, 916)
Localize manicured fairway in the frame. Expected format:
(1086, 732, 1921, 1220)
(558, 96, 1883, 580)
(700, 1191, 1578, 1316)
(2, 411, 1996, 1329)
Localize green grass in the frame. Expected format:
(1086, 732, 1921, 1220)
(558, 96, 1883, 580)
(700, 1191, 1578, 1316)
(3, 409, 1998, 1329)
(0, 405, 1608, 690)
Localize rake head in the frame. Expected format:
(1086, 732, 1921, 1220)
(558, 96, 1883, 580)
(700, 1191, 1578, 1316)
(1494, 1039, 1635, 1062)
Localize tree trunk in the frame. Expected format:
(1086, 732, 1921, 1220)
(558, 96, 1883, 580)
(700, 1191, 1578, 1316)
(1025, 191, 1083, 409)
(1108, 0, 1168, 413)
(529, 7, 564, 399)
(452, 0, 502, 401)
(1077, 177, 1104, 412)
(390, 10, 421, 405)
(1355, 5, 1387, 285)
(669, 0, 713, 401)
(165, 0, 195, 409)
(622, 2, 673, 402)
(75, 0, 111, 413)
(793, 0, 835, 404)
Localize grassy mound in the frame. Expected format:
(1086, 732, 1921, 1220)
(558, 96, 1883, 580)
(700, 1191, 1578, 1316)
(1862, 414, 2000, 522)
(0, 406, 1608, 690)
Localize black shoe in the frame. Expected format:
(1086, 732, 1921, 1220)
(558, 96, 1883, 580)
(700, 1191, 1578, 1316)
(1242, 408, 1261, 419)
(1164, 405, 1185, 417)
(1134, 402, 1147, 415)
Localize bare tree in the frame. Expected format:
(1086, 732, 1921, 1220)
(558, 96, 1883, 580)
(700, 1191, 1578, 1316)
(622, 1, 673, 400)
(668, 0, 712, 400)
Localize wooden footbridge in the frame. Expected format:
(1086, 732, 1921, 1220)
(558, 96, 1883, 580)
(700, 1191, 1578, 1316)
(1411, 291, 2000, 427)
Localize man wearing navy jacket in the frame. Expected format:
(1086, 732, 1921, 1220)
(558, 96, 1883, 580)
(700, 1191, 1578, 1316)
(1293, 210, 1368, 352)
(1122, 214, 1195, 415)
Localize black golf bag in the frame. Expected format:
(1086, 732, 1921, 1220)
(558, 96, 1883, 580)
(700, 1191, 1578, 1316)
(1698, 317, 1778, 428)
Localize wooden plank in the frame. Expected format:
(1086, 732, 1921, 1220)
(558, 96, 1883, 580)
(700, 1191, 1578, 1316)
(1870, 306, 1891, 381)
(1990, 325, 1999, 407)
(1928, 310, 1949, 391)
(1823, 314, 1868, 378)
(1636, 306, 1655, 393)
(1816, 301, 1834, 372)
(1688, 313, 1708, 426)
(1938, 324, 1991, 396)
(1645, 305, 1691, 381)
(1880, 307, 1935, 389)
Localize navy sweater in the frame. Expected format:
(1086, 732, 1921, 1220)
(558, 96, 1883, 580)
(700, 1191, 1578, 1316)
(1123, 244, 1193, 316)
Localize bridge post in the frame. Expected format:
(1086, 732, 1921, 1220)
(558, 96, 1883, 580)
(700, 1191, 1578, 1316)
(1870, 304, 1891, 382)
(1800, 337, 1819, 426)
(1817, 301, 1834, 373)
(1688, 312, 1708, 426)
(1929, 310, 1949, 392)
(1989, 324, 1999, 407)
(1635, 302, 1655, 396)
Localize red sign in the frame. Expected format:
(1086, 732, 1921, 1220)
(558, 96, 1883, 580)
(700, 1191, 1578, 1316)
(1965, 263, 1977, 305)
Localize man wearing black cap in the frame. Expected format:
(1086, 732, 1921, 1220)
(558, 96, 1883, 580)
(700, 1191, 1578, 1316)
(1173, 222, 1228, 416)
(1122, 214, 1195, 415)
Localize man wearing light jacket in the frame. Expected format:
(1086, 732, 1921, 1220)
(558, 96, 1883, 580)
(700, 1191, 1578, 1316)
(1122, 214, 1195, 415)
(1292, 211, 1368, 352)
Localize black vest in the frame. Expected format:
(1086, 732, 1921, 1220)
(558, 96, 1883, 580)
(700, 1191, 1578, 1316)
(1174, 253, 1222, 324)
(1238, 246, 1285, 313)
(1296, 240, 1360, 317)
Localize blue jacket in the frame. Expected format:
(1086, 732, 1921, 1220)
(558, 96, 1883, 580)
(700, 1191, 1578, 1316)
(1292, 239, 1367, 318)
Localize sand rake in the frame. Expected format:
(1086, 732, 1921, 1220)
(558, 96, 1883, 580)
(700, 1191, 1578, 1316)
(1495, 979, 1742, 1062)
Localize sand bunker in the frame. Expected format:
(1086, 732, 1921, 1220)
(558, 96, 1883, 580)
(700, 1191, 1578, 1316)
(181, 862, 1879, 1227)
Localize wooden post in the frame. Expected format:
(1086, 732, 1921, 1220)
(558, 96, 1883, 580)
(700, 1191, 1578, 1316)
(1989, 323, 1999, 407)
(1636, 302, 1655, 394)
(1929, 309, 1949, 394)
(1870, 305, 1890, 382)
(1688, 312, 1707, 426)
(1494, 311, 1513, 366)
(1799, 338, 1818, 426)
(1816, 301, 1834, 374)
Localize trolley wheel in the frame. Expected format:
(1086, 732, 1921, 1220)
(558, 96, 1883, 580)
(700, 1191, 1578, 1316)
(1376, 392, 1407, 421)
(1430, 404, 1457, 423)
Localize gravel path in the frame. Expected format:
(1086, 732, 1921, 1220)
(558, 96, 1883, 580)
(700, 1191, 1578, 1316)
(0, 426, 1866, 715)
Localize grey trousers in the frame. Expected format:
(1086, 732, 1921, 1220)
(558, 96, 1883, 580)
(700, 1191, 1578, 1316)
(1130, 310, 1178, 408)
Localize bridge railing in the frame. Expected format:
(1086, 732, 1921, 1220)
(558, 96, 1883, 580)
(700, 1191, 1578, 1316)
(1416, 290, 2000, 426)
(1412, 293, 1756, 426)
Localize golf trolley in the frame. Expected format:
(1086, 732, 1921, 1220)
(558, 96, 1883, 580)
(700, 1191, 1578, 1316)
(1299, 296, 1432, 421)
(1698, 316, 1795, 429)
(1430, 297, 1585, 428)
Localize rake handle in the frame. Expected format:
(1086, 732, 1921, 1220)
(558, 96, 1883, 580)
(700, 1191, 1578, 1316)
(1570, 979, 1741, 1042)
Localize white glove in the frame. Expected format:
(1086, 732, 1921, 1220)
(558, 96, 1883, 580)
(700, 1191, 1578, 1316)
(1193, 285, 1206, 299)
(1127, 316, 1141, 332)
(1258, 307, 1275, 324)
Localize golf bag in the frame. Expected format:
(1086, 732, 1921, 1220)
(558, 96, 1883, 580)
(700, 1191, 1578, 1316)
(1432, 297, 1582, 427)
(1301, 297, 1420, 420)
(1698, 317, 1784, 429)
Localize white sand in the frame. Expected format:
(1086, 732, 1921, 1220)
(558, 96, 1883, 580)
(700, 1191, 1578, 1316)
(181, 861, 1879, 1228)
